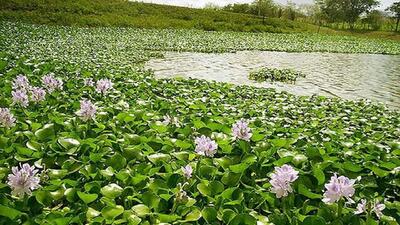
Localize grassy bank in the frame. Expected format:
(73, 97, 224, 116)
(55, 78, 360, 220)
(0, 0, 326, 33)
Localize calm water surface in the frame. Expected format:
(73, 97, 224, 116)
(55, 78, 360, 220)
(146, 51, 400, 109)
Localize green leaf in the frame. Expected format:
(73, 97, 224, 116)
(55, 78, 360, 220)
(100, 183, 123, 198)
(229, 213, 257, 225)
(101, 205, 124, 220)
(298, 184, 321, 199)
(202, 207, 217, 223)
(183, 208, 202, 222)
(312, 166, 325, 185)
(58, 137, 80, 149)
(301, 216, 327, 225)
(35, 190, 53, 206)
(0, 205, 22, 220)
(270, 139, 288, 147)
(132, 204, 150, 217)
(87, 207, 101, 219)
(108, 153, 127, 170)
(369, 166, 389, 177)
(77, 191, 98, 204)
(34, 124, 55, 140)
(343, 162, 363, 172)
(147, 153, 171, 164)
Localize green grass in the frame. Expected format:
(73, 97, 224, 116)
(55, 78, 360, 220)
(2, 0, 400, 41)
(0, 0, 323, 33)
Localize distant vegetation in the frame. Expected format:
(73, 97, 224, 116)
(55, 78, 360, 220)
(0, 0, 322, 33)
(0, 0, 399, 40)
(223, 0, 400, 33)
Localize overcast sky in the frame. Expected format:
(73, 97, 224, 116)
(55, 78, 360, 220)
(138, 0, 395, 10)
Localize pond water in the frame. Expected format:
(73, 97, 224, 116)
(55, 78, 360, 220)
(145, 51, 400, 109)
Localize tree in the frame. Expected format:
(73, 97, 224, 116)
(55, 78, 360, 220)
(386, 1, 400, 32)
(316, 0, 379, 29)
(364, 10, 384, 30)
(252, 0, 276, 23)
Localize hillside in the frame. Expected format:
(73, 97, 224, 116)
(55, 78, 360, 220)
(0, 0, 331, 33)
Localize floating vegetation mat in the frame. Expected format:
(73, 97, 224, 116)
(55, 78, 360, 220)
(0, 21, 399, 225)
(249, 67, 306, 83)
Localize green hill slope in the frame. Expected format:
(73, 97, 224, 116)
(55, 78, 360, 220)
(0, 0, 329, 33)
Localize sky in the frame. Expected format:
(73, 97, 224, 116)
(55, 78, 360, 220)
(137, 0, 396, 10)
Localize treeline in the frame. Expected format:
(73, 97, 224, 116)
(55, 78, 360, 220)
(222, 0, 301, 21)
(220, 0, 400, 32)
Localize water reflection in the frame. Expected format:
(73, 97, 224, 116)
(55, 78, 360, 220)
(146, 51, 400, 109)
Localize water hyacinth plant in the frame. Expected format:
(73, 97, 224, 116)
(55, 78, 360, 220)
(181, 165, 193, 179)
(355, 199, 386, 219)
(29, 87, 46, 103)
(11, 89, 29, 107)
(12, 75, 30, 90)
(77, 99, 97, 122)
(322, 174, 356, 204)
(195, 135, 218, 157)
(42, 74, 63, 93)
(0, 108, 16, 128)
(7, 163, 40, 197)
(269, 164, 299, 198)
(232, 119, 252, 141)
(0, 21, 399, 225)
(249, 67, 306, 83)
(95, 78, 113, 95)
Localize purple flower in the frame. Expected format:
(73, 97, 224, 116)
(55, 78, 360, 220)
(232, 119, 252, 141)
(162, 115, 180, 127)
(42, 74, 63, 93)
(354, 199, 367, 215)
(83, 78, 94, 87)
(77, 99, 97, 122)
(270, 164, 299, 198)
(12, 89, 29, 107)
(30, 87, 46, 102)
(195, 135, 218, 157)
(322, 174, 356, 204)
(181, 165, 193, 179)
(7, 163, 40, 197)
(12, 75, 30, 90)
(96, 79, 113, 94)
(175, 182, 189, 203)
(373, 201, 385, 219)
(0, 108, 16, 128)
(354, 199, 385, 220)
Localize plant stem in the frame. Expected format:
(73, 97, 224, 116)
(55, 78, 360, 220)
(337, 199, 344, 218)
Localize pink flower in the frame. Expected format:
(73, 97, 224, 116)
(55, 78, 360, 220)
(162, 115, 180, 127)
(96, 79, 113, 94)
(42, 74, 63, 93)
(12, 75, 30, 90)
(195, 135, 218, 157)
(12, 89, 29, 107)
(354, 199, 385, 220)
(77, 99, 97, 122)
(232, 119, 252, 141)
(0, 108, 16, 128)
(270, 164, 299, 198)
(181, 165, 193, 179)
(30, 87, 46, 102)
(7, 163, 41, 197)
(372, 201, 385, 219)
(83, 78, 94, 87)
(354, 199, 367, 215)
(323, 174, 356, 204)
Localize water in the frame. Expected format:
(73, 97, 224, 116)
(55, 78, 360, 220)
(145, 51, 400, 109)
